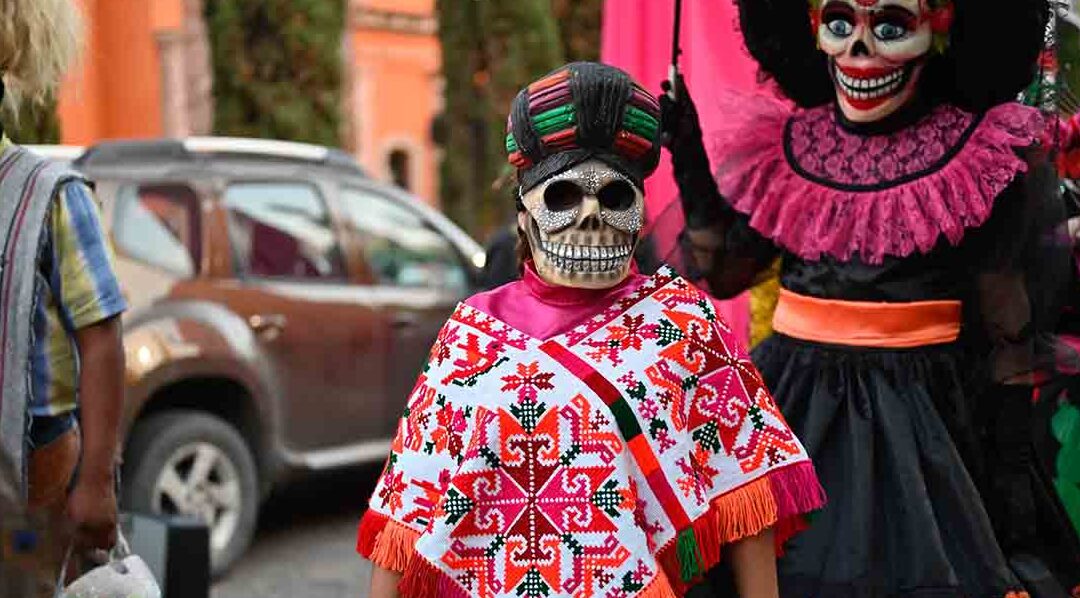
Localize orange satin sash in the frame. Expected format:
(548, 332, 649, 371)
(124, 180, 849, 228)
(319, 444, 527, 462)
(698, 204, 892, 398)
(772, 289, 962, 348)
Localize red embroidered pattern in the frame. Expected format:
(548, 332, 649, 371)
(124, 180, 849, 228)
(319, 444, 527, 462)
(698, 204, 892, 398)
(440, 332, 510, 388)
(430, 323, 462, 367)
(691, 364, 799, 474)
(362, 269, 822, 598)
(441, 396, 633, 598)
(562, 267, 677, 347)
(500, 361, 556, 403)
(582, 313, 660, 367)
(452, 303, 531, 350)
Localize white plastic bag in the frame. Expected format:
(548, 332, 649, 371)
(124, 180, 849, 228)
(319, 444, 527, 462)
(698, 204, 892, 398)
(57, 531, 161, 598)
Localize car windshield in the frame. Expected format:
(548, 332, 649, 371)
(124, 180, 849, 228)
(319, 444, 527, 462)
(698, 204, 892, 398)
(339, 187, 467, 292)
(113, 183, 201, 277)
(224, 182, 347, 281)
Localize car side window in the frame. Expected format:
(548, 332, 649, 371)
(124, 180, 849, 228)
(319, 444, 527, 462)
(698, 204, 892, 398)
(340, 187, 467, 293)
(224, 182, 346, 281)
(113, 183, 201, 277)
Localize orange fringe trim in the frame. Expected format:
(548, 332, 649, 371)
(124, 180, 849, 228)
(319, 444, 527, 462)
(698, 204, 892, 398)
(356, 510, 421, 573)
(362, 464, 822, 596)
(356, 509, 386, 558)
(398, 552, 680, 598)
(371, 518, 420, 572)
(712, 476, 778, 545)
(640, 568, 679, 598)
(400, 553, 472, 598)
(655, 466, 821, 594)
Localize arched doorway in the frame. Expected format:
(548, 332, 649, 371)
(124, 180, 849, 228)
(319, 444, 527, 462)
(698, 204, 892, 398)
(388, 148, 412, 191)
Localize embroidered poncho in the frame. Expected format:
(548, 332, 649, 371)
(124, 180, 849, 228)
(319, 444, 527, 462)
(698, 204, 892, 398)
(357, 267, 824, 597)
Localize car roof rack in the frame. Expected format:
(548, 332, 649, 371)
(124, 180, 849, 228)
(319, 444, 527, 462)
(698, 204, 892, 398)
(24, 145, 86, 162)
(75, 136, 365, 175)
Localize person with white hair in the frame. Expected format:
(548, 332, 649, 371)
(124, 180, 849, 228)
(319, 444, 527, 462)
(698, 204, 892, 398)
(0, 1, 127, 595)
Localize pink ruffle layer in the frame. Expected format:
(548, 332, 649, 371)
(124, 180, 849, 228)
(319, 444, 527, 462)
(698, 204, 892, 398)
(711, 97, 1045, 265)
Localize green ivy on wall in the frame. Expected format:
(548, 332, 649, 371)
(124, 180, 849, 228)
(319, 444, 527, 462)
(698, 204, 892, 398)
(436, 0, 605, 239)
(437, 0, 566, 237)
(204, 0, 345, 148)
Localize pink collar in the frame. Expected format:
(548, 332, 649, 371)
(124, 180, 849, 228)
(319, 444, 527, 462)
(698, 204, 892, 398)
(520, 261, 640, 306)
(465, 262, 648, 340)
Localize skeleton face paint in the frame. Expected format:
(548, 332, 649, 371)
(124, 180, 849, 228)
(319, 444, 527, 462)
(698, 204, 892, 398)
(519, 159, 643, 289)
(813, 0, 949, 122)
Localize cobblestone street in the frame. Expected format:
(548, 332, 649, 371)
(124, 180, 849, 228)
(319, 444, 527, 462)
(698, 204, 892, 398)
(211, 466, 380, 598)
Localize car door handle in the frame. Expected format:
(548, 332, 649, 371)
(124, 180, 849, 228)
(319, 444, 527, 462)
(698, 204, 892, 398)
(249, 314, 287, 339)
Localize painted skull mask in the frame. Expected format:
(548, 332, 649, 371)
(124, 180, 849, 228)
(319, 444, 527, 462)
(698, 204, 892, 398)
(519, 159, 643, 289)
(813, 0, 951, 122)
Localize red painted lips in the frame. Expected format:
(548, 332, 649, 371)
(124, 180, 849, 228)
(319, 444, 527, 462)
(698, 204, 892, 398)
(833, 64, 907, 110)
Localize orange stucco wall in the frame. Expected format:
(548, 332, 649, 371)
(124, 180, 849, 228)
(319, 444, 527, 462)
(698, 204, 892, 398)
(60, 0, 443, 208)
(58, 0, 182, 144)
(351, 23, 441, 205)
(363, 0, 433, 17)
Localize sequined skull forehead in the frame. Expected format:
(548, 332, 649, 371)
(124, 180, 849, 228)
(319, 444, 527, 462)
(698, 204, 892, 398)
(519, 159, 643, 289)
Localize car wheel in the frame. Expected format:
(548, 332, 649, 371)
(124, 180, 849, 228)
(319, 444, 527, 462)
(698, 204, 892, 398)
(122, 410, 258, 577)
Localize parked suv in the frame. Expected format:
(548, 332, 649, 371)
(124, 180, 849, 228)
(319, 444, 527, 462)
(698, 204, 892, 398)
(68, 138, 484, 575)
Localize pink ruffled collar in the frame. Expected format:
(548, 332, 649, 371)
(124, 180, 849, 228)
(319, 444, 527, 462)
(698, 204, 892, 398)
(712, 98, 1044, 264)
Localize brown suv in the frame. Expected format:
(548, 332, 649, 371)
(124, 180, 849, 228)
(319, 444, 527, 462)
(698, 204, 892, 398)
(69, 138, 484, 575)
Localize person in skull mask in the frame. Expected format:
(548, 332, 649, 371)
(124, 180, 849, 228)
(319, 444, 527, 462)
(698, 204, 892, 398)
(358, 62, 825, 598)
(657, 0, 1080, 595)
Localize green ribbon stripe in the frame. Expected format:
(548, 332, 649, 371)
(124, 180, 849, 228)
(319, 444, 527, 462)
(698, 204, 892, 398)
(624, 106, 659, 129)
(623, 107, 659, 139)
(608, 398, 644, 441)
(506, 133, 518, 153)
(676, 528, 703, 582)
(532, 105, 577, 136)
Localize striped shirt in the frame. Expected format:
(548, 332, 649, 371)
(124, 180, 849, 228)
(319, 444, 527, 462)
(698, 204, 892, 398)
(0, 139, 128, 419)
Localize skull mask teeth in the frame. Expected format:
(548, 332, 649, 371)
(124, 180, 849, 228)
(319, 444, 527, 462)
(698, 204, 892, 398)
(519, 160, 644, 289)
(813, 0, 937, 122)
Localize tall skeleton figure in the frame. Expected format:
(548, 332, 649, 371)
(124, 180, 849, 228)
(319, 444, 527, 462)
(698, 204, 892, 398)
(659, 0, 1080, 595)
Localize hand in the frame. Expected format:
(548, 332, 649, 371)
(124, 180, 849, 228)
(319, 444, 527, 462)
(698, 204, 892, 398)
(659, 74, 704, 158)
(66, 475, 118, 553)
(659, 74, 725, 229)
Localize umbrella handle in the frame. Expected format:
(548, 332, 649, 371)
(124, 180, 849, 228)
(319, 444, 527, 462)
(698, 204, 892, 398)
(667, 64, 679, 102)
(669, 0, 683, 102)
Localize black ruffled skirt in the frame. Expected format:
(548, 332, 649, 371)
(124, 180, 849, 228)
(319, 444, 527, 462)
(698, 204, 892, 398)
(752, 334, 1080, 598)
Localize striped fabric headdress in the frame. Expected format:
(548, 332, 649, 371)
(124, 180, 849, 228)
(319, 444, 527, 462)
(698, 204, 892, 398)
(506, 62, 662, 194)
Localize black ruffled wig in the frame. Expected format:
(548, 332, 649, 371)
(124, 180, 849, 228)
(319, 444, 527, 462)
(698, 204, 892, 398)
(736, 0, 1049, 112)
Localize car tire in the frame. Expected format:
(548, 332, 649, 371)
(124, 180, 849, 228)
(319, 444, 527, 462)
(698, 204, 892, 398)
(122, 410, 259, 578)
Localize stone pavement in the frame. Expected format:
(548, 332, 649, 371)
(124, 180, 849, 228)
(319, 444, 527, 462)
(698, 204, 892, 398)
(211, 466, 379, 598)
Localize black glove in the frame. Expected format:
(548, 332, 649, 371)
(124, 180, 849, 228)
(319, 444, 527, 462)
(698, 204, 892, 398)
(659, 75, 726, 230)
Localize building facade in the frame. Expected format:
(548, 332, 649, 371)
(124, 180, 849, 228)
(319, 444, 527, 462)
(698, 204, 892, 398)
(57, 0, 442, 206)
(346, 0, 441, 204)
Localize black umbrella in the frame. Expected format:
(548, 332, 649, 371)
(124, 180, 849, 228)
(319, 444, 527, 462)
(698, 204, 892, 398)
(668, 0, 684, 100)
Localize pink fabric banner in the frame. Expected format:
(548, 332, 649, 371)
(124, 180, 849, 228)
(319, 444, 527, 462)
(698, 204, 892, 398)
(601, 0, 761, 344)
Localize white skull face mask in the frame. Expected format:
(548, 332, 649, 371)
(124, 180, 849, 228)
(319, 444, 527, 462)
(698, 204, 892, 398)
(519, 159, 643, 289)
(813, 0, 950, 122)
